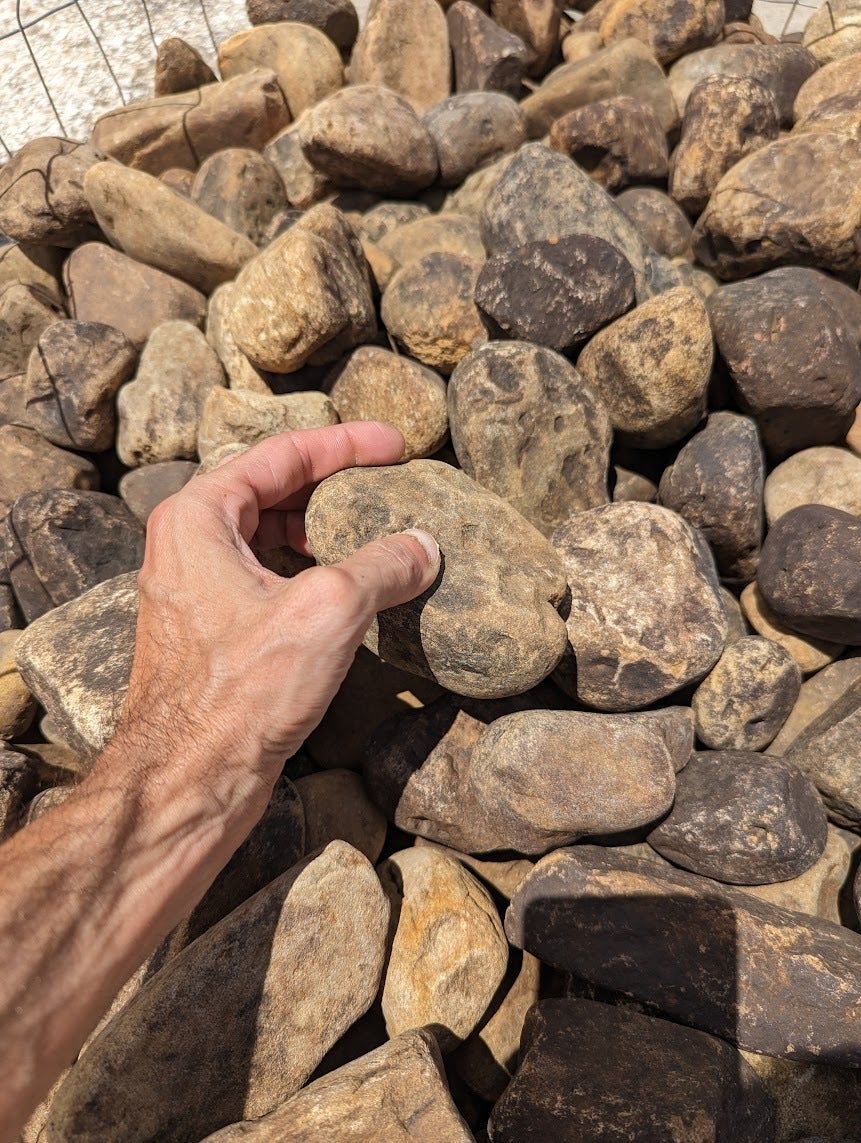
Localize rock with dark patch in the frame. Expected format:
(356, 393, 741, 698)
(424, 92, 525, 187)
(473, 234, 635, 352)
(741, 1050, 861, 1143)
(0, 283, 65, 377)
(803, 0, 861, 65)
(740, 824, 851, 925)
(246, 0, 360, 54)
(48, 842, 389, 1140)
(647, 750, 826, 884)
(784, 677, 861, 829)
(0, 239, 63, 295)
(615, 186, 693, 261)
(694, 132, 861, 280)
(576, 285, 713, 448)
(741, 583, 845, 677)
(658, 411, 765, 584)
(64, 243, 206, 349)
(305, 460, 569, 698)
(692, 637, 801, 751)
(3, 490, 145, 623)
(448, 342, 611, 535)
(0, 137, 104, 247)
(549, 95, 669, 191)
(23, 320, 138, 453)
(767, 655, 861, 757)
(764, 446, 861, 525)
(154, 37, 217, 95)
(375, 213, 486, 286)
(118, 461, 197, 525)
(706, 270, 861, 459)
(599, 0, 727, 65)
(488, 999, 777, 1143)
(349, 0, 450, 112)
(670, 73, 780, 216)
(191, 148, 288, 247)
(758, 505, 861, 645)
(552, 502, 727, 711)
(794, 51, 861, 122)
(0, 638, 37, 744)
(357, 201, 430, 245)
(447, 1, 529, 96)
(0, 425, 99, 517)
(505, 844, 861, 1064)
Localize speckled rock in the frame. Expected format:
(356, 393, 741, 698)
(447, 1, 529, 96)
(598, 0, 726, 65)
(350, 0, 450, 112)
(378, 847, 508, 1051)
(0, 636, 37, 742)
(197, 387, 338, 462)
(246, 0, 359, 54)
(327, 347, 447, 461)
(768, 655, 861, 757)
(576, 286, 713, 448)
(0, 137, 105, 248)
(49, 843, 389, 1140)
(740, 583, 845, 676)
(117, 320, 226, 467)
(218, 23, 343, 119)
(692, 637, 801, 751)
(491, 0, 563, 76)
(0, 372, 32, 426)
(205, 282, 290, 395)
(414, 835, 534, 901)
(741, 1050, 861, 1143)
(765, 446, 861, 525)
(63, 243, 206, 348)
(740, 825, 851, 924)
(305, 460, 569, 698)
(448, 342, 611, 534)
(201, 1029, 473, 1142)
(794, 52, 861, 121)
(3, 489, 145, 623)
(658, 411, 764, 584)
(803, 0, 861, 64)
(549, 95, 669, 191)
(474, 234, 635, 352)
(488, 999, 777, 1143)
(23, 320, 137, 453)
(381, 253, 487, 375)
(552, 502, 727, 710)
(784, 677, 861, 828)
(443, 153, 515, 217)
(0, 283, 65, 377)
(0, 424, 99, 517)
(615, 186, 693, 260)
(118, 461, 197, 524)
(228, 204, 377, 374)
(154, 37, 216, 95)
(375, 213, 485, 286)
(424, 93, 525, 187)
(505, 844, 861, 1063)
(720, 585, 750, 644)
(190, 149, 288, 248)
(294, 769, 387, 863)
(706, 269, 861, 458)
(669, 73, 780, 216)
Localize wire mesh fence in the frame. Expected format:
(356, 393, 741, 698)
(0, 0, 826, 164)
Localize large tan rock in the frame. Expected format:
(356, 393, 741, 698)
(740, 582, 845, 676)
(597, 0, 726, 65)
(190, 148, 288, 247)
(803, 0, 861, 64)
(350, 0, 450, 112)
(217, 23, 343, 118)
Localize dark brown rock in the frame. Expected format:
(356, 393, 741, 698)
(0, 553, 21, 634)
(0, 425, 99, 517)
(3, 490, 145, 623)
(0, 283, 65, 377)
(0, 750, 37, 842)
(758, 506, 861, 645)
(614, 186, 693, 261)
(448, 341, 611, 534)
(692, 637, 801, 751)
(424, 92, 526, 187)
(491, 0, 563, 76)
(505, 844, 861, 1064)
(549, 95, 669, 191)
(118, 461, 197, 524)
(246, 0, 359, 54)
(191, 148, 288, 247)
(24, 320, 138, 453)
(741, 1050, 861, 1143)
(447, 1, 529, 96)
(488, 999, 777, 1143)
(658, 411, 765, 584)
(647, 750, 826, 884)
(154, 37, 217, 96)
(552, 502, 727, 710)
(0, 137, 104, 247)
(706, 269, 861, 459)
(473, 234, 636, 352)
(305, 460, 569, 699)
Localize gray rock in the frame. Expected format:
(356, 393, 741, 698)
(424, 92, 526, 187)
(356, 201, 430, 245)
(118, 461, 198, 525)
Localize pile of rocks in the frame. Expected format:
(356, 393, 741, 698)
(1, 0, 861, 1138)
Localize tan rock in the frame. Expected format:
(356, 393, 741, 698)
(191, 148, 288, 247)
(599, 0, 726, 65)
(413, 837, 534, 900)
(376, 213, 485, 287)
(154, 36, 217, 96)
(740, 582, 845, 675)
(0, 241, 63, 294)
(764, 446, 861, 525)
(738, 825, 851, 924)
(197, 386, 338, 461)
(0, 282, 64, 377)
(295, 769, 387, 863)
(0, 632, 36, 740)
(561, 28, 603, 63)
(0, 424, 99, 516)
(350, 0, 450, 112)
(767, 653, 861, 756)
(803, 0, 861, 64)
(0, 137, 104, 247)
(206, 282, 285, 394)
(263, 120, 335, 209)
(794, 51, 861, 121)
(218, 23, 343, 118)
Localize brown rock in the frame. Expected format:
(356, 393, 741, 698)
(598, 0, 726, 65)
(783, 677, 861, 829)
(356, 201, 430, 245)
(263, 121, 335, 209)
(0, 137, 104, 247)
(205, 282, 290, 394)
(491, 0, 563, 76)
(447, 1, 529, 96)
(295, 769, 387, 862)
(218, 23, 343, 118)
(0, 424, 99, 517)
(741, 1050, 861, 1143)
(767, 654, 861, 756)
(764, 446, 861, 525)
(246, 0, 359, 53)
(548, 95, 668, 191)
(740, 583, 845, 676)
(0, 240, 63, 294)
(740, 825, 852, 924)
(118, 461, 197, 524)
(0, 637, 37, 743)
(0, 282, 64, 377)
(154, 37, 216, 96)
(376, 213, 485, 286)
(615, 186, 693, 260)
(350, 0, 450, 111)
(191, 148, 288, 247)
(424, 92, 526, 187)
(197, 387, 337, 462)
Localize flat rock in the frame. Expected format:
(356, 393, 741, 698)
(447, 1, 529, 96)
(117, 320, 226, 466)
(706, 268, 861, 458)
(784, 677, 861, 828)
(658, 411, 765, 584)
(552, 502, 726, 710)
(202, 1029, 473, 1142)
(0, 424, 99, 517)
(118, 461, 197, 524)
(306, 460, 569, 698)
(448, 341, 611, 535)
(491, 0, 566, 76)
(614, 186, 693, 260)
(154, 37, 217, 95)
(488, 998, 777, 1143)
(327, 347, 448, 461)
(294, 769, 387, 863)
(0, 137, 104, 247)
(669, 73, 780, 215)
(549, 95, 668, 191)
(740, 583, 845, 676)
(576, 285, 713, 448)
(647, 749, 826, 884)
(197, 387, 338, 462)
(0, 638, 37, 743)
(692, 636, 801, 751)
(474, 234, 636, 351)
(765, 446, 861, 525)
(92, 69, 291, 176)
(350, 0, 450, 112)
(49, 842, 389, 1139)
(378, 847, 508, 1051)
(64, 243, 206, 348)
(424, 92, 526, 187)
(0, 283, 65, 377)
(191, 148, 288, 247)
(3, 489, 145, 623)
(767, 654, 861, 756)
(505, 844, 861, 1064)
(24, 320, 138, 453)
(740, 825, 851, 924)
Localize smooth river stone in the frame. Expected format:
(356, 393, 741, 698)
(783, 677, 861, 829)
(552, 502, 726, 711)
(764, 446, 861, 524)
(305, 460, 569, 698)
(48, 842, 389, 1140)
(505, 845, 861, 1064)
(647, 750, 827, 885)
(448, 342, 611, 536)
(0, 424, 99, 517)
(740, 582, 846, 676)
(350, 0, 450, 112)
(424, 92, 525, 187)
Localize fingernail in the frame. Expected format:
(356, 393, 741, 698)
(403, 528, 440, 570)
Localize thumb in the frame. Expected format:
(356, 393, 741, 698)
(332, 529, 441, 618)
